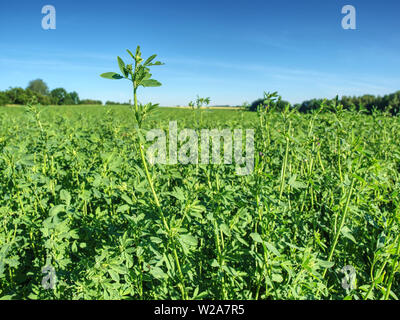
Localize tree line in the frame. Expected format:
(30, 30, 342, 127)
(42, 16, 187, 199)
(2, 79, 399, 115)
(0, 79, 133, 106)
(249, 90, 400, 115)
(0, 79, 102, 106)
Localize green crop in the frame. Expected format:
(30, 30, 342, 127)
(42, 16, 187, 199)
(101, 47, 191, 299)
(189, 95, 211, 126)
(0, 57, 399, 300)
(189, 95, 211, 110)
(100, 45, 164, 127)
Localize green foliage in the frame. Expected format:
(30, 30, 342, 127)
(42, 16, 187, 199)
(247, 91, 400, 115)
(0, 102, 399, 300)
(189, 95, 211, 110)
(249, 92, 291, 112)
(0, 83, 87, 107)
(0, 91, 10, 106)
(68, 91, 80, 105)
(101, 46, 164, 128)
(188, 95, 211, 127)
(296, 91, 400, 115)
(50, 88, 69, 105)
(27, 79, 49, 96)
(79, 99, 102, 105)
(105, 101, 131, 106)
(100, 46, 164, 92)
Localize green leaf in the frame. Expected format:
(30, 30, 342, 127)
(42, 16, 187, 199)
(141, 79, 162, 87)
(116, 204, 130, 213)
(60, 190, 71, 207)
(144, 54, 157, 66)
(288, 175, 307, 189)
(376, 232, 386, 249)
(49, 205, 65, 216)
(341, 226, 357, 243)
(179, 234, 198, 247)
(169, 187, 185, 202)
(211, 259, 219, 268)
(272, 274, 283, 283)
(100, 72, 123, 80)
(220, 224, 231, 237)
(126, 49, 135, 60)
(108, 269, 120, 282)
(121, 194, 133, 205)
(111, 265, 127, 275)
(265, 242, 280, 256)
(317, 259, 335, 268)
(117, 56, 128, 78)
(150, 237, 163, 244)
(250, 233, 263, 243)
(149, 266, 167, 280)
(135, 45, 141, 58)
(148, 61, 164, 66)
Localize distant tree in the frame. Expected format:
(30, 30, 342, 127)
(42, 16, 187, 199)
(298, 98, 325, 113)
(6, 87, 30, 104)
(0, 91, 10, 106)
(105, 101, 129, 105)
(50, 88, 68, 105)
(27, 79, 49, 96)
(248, 96, 291, 112)
(68, 91, 80, 105)
(79, 99, 102, 105)
(37, 94, 53, 106)
(63, 94, 74, 105)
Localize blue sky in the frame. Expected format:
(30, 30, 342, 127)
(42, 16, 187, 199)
(0, 0, 399, 106)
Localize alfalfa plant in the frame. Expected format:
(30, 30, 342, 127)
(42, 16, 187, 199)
(100, 45, 166, 217)
(189, 95, 211, 110)
(100, 46, 164, 127)
(188, 95, 211, 126)
(100, 46, 188, 299)
(100, 46, 165, 213)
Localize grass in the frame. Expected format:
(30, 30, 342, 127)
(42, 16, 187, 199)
(0, 104, 399, 300)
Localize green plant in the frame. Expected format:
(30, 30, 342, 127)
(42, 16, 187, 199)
(189, 95, 211, 110)
(188, 95, 211, 126)
(1, 88, 400, 300)
(101, 46, 164, 127)
(100, 46, 193, 299)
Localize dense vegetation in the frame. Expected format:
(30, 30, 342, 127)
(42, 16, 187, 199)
(0, 100, 399, 299)
(295, 91, 400, 115)
(0, 79, 101, 106)
(2, 79, 400, 116)
(249, 91, 400, 115)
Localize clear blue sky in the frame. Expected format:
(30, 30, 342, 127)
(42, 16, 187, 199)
(0, 0, 399, 106)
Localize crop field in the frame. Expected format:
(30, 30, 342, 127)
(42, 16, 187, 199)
(0, 103, 399, 300)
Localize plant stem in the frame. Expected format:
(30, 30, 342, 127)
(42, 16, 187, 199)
(134, 88, 138, 113)
(384, 235, 400, 300)
(279, 121, 291, 199)
(323, 178, 355, 278)
(138, 143, 169, 232)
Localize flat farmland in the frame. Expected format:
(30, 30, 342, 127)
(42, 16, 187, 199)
(0, 105, 399, 299)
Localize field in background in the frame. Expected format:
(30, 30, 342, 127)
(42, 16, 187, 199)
(0, 105, 399, 300)
(0, 105, 250, 124)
